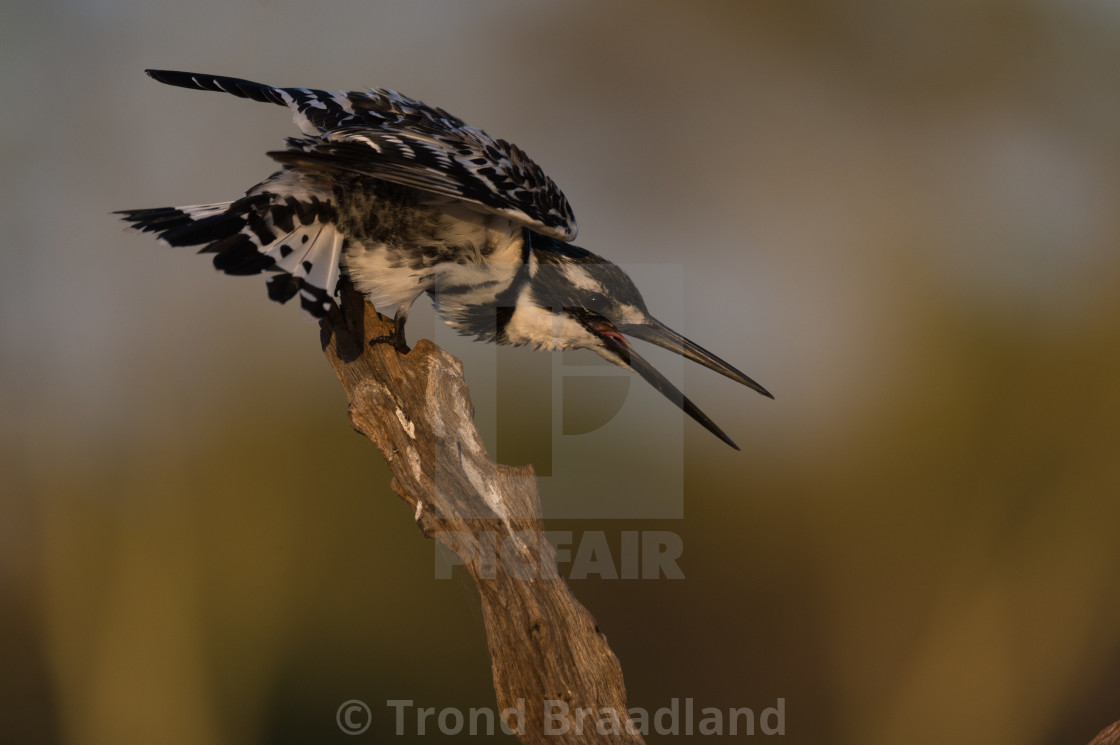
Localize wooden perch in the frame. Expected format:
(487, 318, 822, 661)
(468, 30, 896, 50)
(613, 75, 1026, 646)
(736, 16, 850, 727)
(1089, 720, 1120, 745)
(319, 281, 644, 744)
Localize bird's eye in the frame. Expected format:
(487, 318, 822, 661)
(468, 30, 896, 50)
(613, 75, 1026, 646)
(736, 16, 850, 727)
(585, 293, 609, 315)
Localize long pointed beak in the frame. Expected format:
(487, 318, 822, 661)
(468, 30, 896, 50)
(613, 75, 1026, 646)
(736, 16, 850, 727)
(620, 343, 743, 450)
(586, 317, 770, 449)
(625, 319, 773, 399)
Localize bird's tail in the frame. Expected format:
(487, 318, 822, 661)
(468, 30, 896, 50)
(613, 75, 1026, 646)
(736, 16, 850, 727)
(116, 183, 346, 318)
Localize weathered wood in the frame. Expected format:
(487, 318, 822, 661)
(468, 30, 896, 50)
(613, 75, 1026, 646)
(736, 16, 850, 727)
(1090, 720, 1120, 745)
(320, 281, 644, 744)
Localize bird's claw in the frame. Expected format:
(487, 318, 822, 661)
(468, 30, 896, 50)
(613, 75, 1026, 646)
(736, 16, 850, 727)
(369, 323, 411, 354)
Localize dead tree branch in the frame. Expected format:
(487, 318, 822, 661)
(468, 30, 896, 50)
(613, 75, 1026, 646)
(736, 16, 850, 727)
(1089, 720, 1120, 745)
(319, 281, 644, 744)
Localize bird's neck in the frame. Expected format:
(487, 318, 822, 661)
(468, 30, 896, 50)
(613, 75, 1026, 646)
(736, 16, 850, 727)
(430, 231, 603, 349)
(429, 230, 533, 341)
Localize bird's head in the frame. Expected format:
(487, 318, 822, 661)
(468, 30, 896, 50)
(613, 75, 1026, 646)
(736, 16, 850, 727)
(505, 235, 772, 449)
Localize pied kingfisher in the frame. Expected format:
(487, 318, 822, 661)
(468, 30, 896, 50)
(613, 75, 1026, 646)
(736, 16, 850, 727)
(118, 70, 771, 448)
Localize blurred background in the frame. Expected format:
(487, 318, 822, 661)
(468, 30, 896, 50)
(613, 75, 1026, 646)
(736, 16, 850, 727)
(3, 0, 1119, 743)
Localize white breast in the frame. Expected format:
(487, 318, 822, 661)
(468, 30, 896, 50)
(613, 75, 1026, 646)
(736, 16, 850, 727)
(344, 245, 430, 313)
(343, 201, 523, 314)
(504, 301, 599, 351)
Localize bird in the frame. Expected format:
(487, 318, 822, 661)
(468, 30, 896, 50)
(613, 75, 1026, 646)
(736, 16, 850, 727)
(117, 70, 772, 449)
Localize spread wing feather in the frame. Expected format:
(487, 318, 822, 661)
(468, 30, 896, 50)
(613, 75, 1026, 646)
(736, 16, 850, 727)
(144, 69, 577, 241)
(116, 172, 345, 319)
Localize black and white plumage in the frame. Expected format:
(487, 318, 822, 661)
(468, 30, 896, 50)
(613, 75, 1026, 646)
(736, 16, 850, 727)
(118, 70, 770, 448)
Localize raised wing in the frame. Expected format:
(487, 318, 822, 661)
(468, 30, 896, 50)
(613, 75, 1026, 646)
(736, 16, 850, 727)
(144, 69, 578, 241)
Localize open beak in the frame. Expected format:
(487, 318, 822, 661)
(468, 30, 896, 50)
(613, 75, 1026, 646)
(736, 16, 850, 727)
(590, 318, 771, 450)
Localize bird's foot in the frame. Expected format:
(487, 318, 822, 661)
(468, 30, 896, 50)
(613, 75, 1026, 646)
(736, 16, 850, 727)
(369, 321, 411, 354)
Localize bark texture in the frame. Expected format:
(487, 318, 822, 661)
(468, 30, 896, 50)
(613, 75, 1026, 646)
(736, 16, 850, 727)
(320, 282, 643, 744)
